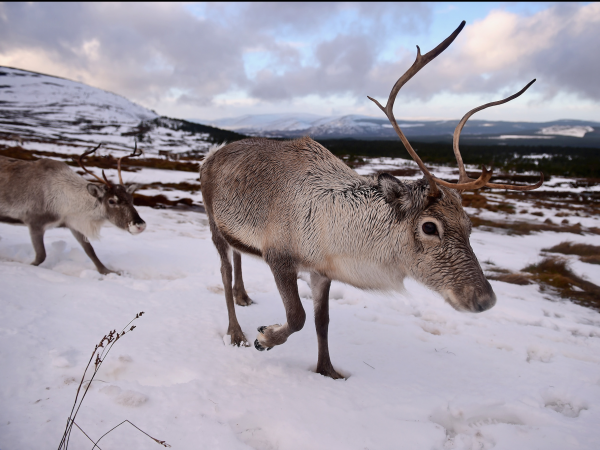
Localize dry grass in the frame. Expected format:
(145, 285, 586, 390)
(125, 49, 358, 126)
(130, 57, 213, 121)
(1, 145, 200, 172)
(488, 273, 532, 285)
(543, 241, 600, 257)
(581, 255, 600, 265)
(524, 257, 600, 311)
(133, 193, 204, 212)
(462, 193, 515, 214)
(58, 313, 170, 449)
(469, 217, 593, 236)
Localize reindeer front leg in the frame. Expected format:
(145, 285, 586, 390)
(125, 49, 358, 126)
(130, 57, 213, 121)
(255, 251, 306, 351)
(209, 219, 249, 347)
(70, 229, 115, 275)
(311, 272, 344, 379)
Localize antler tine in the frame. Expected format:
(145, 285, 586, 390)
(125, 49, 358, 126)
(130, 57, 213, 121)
(118, 141, 142, 185)
(453, 79, 537, 183)
(368, 21, 466, 196)
(78, 144, 110, 186)
(485, 173, 544, 191)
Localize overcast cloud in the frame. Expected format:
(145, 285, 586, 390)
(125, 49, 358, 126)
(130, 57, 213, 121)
(0, 2, 598, 121)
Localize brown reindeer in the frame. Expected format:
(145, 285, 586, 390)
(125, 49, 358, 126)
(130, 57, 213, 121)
(200, 21, 542, 379)
(0, 144, 146, 274)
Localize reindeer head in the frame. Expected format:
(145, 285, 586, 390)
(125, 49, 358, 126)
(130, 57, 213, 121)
(79, 144, 146, 235)
(371, 21, 542, 312)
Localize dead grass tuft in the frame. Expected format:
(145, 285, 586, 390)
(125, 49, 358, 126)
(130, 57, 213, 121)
(469, 217, 591, 236)
(524, 256, 600, 310)
(581, 255, 600, 265)
(544, 241, 600, 257)
(489, 273, 532, 285)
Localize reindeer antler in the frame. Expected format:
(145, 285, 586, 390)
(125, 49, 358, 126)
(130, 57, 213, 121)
(78, 144, 111, 186)
(117, 141, 143, 185)
(452, 80, 544, 190)
(368, 21, 543, 195)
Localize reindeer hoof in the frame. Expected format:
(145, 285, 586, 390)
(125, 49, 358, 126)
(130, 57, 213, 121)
(257, 326, 267, 334)
(234, 294, 253, 306)
(254, 338, 273, 352)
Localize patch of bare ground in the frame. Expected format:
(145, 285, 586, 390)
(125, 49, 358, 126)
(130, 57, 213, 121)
(489, 257, 600, 310)
(488, 272, 533, 286)
(133, 193, 205, 213)
(524, 257, 600, 311)
(462, 192, 516, 214)
(469, 217, 597, 236)
(543, 241, 600, 266)
(0, 144, 201, 172)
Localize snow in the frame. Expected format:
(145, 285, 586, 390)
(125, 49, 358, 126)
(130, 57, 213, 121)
(0, 67, 215, 156)
(538, 126, 595, 138)
(1, 202, 600, 449)
(2, 65, 600, 449)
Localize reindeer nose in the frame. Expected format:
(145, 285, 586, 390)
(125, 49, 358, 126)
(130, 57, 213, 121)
(473, 279, 496, 312)
(128, 221, 146, 234)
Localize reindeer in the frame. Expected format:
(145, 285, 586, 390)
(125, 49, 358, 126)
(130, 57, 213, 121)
(200, 21, 543, 379)
(0, 144, 146, 274)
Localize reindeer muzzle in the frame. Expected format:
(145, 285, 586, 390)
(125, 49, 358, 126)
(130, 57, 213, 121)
(128, 220, 146, 235)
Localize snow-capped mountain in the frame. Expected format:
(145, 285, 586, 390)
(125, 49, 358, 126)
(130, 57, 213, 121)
(0, 66, 243, 157)
(202, 113, 600, 146)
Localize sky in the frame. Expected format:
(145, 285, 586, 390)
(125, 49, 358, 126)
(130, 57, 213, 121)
(0, 2, 599, 122)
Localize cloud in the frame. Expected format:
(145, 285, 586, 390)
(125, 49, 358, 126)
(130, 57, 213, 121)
(0, 2, 598, 118)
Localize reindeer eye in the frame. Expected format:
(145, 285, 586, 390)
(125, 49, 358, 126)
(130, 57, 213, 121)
(422, 222, 438, 235)
(108, 199, 116, 205)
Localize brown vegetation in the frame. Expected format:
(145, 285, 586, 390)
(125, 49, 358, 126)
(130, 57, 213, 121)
(469, 216, 593, 235)
(488, 272, 532, 285)
(543, 241, 600, 257)
(0, 144, 200, 172)
(543, 241, 600, 266)
(524, 256, 600, 310)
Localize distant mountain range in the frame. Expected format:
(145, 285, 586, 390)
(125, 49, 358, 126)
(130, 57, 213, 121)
(200, 113, 600, 147)
(0, 66, 244, 157)
(1, 66, 598, 155)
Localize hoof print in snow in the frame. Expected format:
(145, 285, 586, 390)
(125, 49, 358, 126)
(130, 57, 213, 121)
(545, 400, 586, 418)
(100, 385, 148, 407)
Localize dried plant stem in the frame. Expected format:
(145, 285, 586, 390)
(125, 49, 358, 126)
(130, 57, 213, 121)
(57, 312, 170, 450)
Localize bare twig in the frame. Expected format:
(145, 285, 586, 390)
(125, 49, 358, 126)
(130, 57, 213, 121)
(57, 312, 167, 450)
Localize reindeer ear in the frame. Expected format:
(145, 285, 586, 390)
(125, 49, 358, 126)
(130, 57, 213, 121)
(126, 183, 140, 194)
(378, 173, 406, 203)
(87, 183, 107, 198)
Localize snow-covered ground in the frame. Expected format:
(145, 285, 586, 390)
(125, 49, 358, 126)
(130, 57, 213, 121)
(0, 66, 214, 156)
(2, 66, 600, 447)
(1, 197, 600, 449)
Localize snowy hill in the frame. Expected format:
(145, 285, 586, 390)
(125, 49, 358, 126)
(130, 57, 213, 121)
(203, 113, 600, 146)
(0, 66, 244, 158)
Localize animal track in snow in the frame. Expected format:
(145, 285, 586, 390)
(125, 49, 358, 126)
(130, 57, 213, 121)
(100, 385, 148, 407)
(541, 389, 588, 418)
(526, 345, 554, 363)
(431, 402, 525, 449)
(231, 414, 277, 450)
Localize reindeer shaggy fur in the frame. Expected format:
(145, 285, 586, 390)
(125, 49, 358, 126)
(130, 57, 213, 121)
(201, 137, 495, 379)
(0, 156, 146, 274)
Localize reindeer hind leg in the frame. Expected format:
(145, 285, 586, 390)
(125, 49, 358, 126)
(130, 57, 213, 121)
(233, 250, 253, 306)
(209, 218, 249, 347)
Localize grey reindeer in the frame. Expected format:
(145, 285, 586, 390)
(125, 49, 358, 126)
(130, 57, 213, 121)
(200, 21, 543, 379)
(0, 144, 146, 274)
